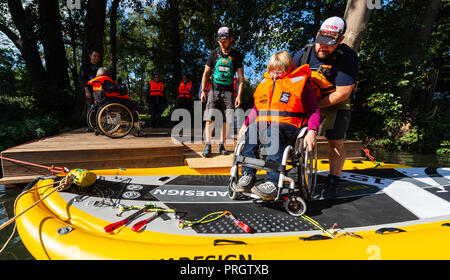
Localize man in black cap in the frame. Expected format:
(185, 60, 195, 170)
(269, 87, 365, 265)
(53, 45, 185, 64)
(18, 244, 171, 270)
(200, 26, 245, 157)
(293, 16, 358, 199)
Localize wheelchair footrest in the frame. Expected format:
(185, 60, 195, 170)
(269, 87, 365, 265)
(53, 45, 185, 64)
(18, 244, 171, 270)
(234, 155, 286, 173)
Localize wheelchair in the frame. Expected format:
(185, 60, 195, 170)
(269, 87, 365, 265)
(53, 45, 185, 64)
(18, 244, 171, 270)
(228, 126, 318, 216)
(87, 91, 143, 139)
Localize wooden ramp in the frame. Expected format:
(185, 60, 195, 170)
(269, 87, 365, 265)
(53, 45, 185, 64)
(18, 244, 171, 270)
(0, 128, 184, 185)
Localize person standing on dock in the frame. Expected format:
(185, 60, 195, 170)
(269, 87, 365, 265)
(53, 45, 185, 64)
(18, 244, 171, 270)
(81, 49, 102, 128)
(176, 74, 193, 112)
(146, 74, 166, 128)
(200, 26, 245, 157)
(293, 16, 358, 199)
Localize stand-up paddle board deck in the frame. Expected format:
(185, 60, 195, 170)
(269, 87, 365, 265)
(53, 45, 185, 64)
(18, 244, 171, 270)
(57, 167, 450, 232)
(15, 165, 450, 259)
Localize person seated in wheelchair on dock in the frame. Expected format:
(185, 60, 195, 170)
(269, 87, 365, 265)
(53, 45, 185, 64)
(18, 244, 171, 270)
(87, 68, 142, 135)
(235, 51, 320, 200)
(87, 67, 130, 103)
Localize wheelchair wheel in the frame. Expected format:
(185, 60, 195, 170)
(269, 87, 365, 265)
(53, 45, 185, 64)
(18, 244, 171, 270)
(228, 177, 240, 200)
(283, 196, 306, 216)
(96, 102, 134, 138)
(298, 141, 318, 199)
(87, 105, 98, 132)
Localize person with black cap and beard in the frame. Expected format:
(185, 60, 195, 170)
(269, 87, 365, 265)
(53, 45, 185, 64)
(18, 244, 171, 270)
(293, 16, 359, 199)
(200, 26, 245, 157)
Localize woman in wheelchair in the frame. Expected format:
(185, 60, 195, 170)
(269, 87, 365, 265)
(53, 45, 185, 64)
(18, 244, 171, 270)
(86, 68, 141, 138)
(235, 51, 320, 201)
(87, 67, 130, 102)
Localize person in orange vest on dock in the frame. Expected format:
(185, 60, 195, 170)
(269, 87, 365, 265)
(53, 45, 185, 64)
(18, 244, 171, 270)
(234, 51, 320, 200)
(146, 74, 165, 128)
(176, 75, 193, 112)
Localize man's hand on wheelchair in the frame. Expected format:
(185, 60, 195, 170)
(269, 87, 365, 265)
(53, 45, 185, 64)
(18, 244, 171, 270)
(303, 129, 317, 152)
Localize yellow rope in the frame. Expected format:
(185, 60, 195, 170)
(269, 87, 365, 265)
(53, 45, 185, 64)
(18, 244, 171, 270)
(178, 211, 226, 229)
(301, 215, 336, 239)
(0, 175, 73, 254)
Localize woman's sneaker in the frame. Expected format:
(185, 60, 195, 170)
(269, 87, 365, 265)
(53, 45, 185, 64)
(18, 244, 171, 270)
(251, 181, 278, 200)
(235, 174, 255, 192)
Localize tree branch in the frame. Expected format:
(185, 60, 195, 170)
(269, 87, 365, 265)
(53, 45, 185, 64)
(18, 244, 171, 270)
(0, 22, 24, 52)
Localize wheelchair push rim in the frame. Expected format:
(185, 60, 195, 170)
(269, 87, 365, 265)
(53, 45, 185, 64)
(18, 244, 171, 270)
(96, 102, 134, 138)
(87, 105, 99, 131)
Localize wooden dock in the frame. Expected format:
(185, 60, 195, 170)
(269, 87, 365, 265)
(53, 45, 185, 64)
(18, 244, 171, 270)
(0, 127, 363, 186)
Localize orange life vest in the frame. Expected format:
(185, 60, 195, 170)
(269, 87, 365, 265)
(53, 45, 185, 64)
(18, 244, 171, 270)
(178, 81, 192, 98)
(87, 75, 129, 99)
(311, 67, 336, 99)
(149, 80, 164, 97)
(254, 64, 311, 128)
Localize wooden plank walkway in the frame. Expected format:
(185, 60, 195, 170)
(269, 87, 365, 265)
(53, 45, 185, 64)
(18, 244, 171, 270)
(0, 128, 184, 185)
(1, 128, 363, 186)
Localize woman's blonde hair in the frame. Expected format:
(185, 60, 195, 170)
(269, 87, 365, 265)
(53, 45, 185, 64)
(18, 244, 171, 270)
(96, 67, 109, 76)
(267, 51, 294, 72)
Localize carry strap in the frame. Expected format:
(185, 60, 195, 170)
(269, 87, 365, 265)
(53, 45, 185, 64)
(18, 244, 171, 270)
(300, 43, 314, 66)
(258, 110, 307, 118)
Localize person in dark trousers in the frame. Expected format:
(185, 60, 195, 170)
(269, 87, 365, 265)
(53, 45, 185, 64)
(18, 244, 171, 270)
(146, 74, 165, 128)
(293, 16, 358, 199)
(81, 50, 102, 107)
(176, 75, 193, 112)
(200, 26, 245, 157)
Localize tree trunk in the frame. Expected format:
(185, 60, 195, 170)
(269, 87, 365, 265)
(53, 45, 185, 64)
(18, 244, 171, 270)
(81, 0, 107, 70)
(5, 0, 46, 88)
(75, 0, 106, 123)
(169, 0, 182, 96)
(38, 0, 70, 89)
(109, 0, 120, 80)
(343, 0, 373, 52)
(398, 0, 441, 118)
(67, 9, 80, 93)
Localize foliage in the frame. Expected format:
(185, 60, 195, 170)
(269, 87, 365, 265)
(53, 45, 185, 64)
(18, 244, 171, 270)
(437, 141, 450, 155)
(0, 96, 67, 151)
(366, 92, 403, 137)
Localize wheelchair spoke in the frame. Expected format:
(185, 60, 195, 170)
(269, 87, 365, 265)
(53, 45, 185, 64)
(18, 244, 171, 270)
(97, 102, 134, 138)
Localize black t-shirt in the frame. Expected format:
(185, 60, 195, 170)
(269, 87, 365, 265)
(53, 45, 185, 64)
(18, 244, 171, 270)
(293, 43, 358, 86)
(206, 47, 244, 89)
(81, 63, 101, 85)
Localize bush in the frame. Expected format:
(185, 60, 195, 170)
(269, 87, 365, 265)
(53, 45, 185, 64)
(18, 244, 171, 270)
(0, 96, 66, 151)
(437, 141, 450, 155)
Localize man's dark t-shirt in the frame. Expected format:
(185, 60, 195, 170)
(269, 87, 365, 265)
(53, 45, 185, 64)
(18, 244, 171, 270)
(293, 43, 358, 110)
(293, 43, 358, 87)
(206, 47, 244, 90)
(81, 63, 101, 85)
(81, 62, 101, 98)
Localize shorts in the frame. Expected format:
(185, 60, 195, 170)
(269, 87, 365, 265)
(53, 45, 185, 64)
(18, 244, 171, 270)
(203, 87, 235, 123)
(320, 109, 351, 140)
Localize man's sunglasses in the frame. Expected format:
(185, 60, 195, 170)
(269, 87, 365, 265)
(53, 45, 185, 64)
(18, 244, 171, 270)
(319, 30, 341, 39)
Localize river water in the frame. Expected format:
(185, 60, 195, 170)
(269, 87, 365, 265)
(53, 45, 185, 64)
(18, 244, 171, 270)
(1, 150, 449, 260)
